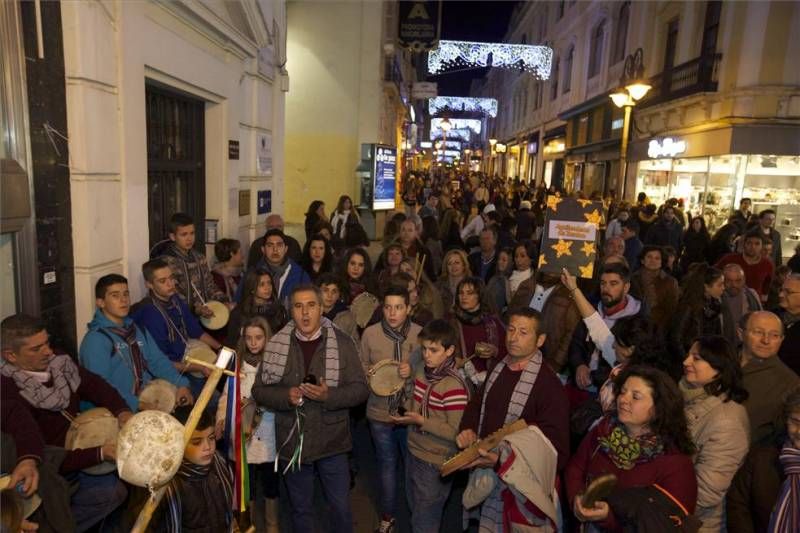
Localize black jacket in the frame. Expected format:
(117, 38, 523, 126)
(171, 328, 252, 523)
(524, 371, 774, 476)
(468, 250, 497, 283)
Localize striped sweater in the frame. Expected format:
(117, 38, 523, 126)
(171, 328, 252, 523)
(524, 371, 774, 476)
(405, 365, 469, 467)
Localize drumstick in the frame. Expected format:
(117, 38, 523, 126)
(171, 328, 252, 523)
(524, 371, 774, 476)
(416, 255, 426, 285)
(131, 349, 235, 532)
(190, 282, 208, 307)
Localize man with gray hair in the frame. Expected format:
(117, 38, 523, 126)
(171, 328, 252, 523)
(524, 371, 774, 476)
(722, 263, 762, 328)
(247, 213, 302, 267)
(775, 273, 800, 374)
(252, 284, 368, 533)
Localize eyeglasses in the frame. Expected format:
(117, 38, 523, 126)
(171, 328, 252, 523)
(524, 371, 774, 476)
(746, 329, 784, 341)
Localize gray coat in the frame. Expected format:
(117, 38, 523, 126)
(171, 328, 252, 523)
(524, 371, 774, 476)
(252, 327, 369, 463)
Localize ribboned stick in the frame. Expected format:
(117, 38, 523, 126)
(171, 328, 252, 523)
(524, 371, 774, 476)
(131, 347, 235, 532)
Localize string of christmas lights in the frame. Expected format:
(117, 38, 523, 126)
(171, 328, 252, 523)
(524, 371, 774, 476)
(428, 40, 553, 78)
(429, 96, 498, 117)
(430, 128, 471, 142)
(431, 118, 482, 134)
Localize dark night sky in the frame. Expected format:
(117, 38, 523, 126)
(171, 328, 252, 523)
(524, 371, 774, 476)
(430, 1, 519, 95)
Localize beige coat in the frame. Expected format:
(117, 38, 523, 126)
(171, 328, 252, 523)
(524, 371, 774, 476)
(683, 384, 750, 533)
(359, 322, 421, 422)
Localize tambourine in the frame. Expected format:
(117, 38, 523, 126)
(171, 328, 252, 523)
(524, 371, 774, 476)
(351, 292, 379, 328)
(200, 300, 230, 331)
(367, 359, 405, 397)
(241, 398, 264, 442)
(0, 475, 42, 518)
(184, 340, 217, 378)
(138, 379, 178, 413)
(64, 408, 118, 475)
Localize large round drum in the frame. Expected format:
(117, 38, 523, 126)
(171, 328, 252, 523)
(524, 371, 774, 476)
(116, 410, 184, 489)
(184, 339, 217, 378)
(367, 359, 405, 397)
(351, 292, 379, 328)
(64, 408, 118, 475)
(200, 300, 230, 331)
(138, 379, 178, 413)
(0, 475, 42, 518)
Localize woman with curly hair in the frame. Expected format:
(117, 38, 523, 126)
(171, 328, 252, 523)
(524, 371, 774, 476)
(566, 365, 697, 531)
(669, 263, 736, 357)
(680, 335, 749, 532)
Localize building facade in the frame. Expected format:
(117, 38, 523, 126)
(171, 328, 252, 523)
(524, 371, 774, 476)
(1, 0, 287, 351)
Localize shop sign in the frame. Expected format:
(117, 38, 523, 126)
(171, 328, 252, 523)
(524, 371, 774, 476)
(495, 143, 507, 153)
(398, 1, 442, 51)
(412, 82, 438, 100)
(527, 141, 539, 154)
(543, 138, 565, 155)
(648, 137, 687, 159)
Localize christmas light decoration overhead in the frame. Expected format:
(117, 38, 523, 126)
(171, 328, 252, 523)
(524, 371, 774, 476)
(431, 118, 482, 135)
(428, 40, 553, 78)
(430, 128, 471, 142)
(429, 97, 498, 117)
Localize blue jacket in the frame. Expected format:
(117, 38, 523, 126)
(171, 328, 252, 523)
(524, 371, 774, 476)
(79, 309, 189, 411)
(131, 296, 205, 362)
(236, 259, 311, 306)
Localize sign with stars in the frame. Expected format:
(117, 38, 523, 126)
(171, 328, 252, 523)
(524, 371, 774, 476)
(538, 196, 603, 278)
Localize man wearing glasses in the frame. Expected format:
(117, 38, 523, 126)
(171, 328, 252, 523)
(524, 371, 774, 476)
(738, 310, 799, 445)
(775, 273, 800, 375)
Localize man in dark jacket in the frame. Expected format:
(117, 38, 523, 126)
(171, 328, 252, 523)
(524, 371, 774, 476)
(252, 285, 368, 533)
(774, 273, 800, 375)
(644, 205, 683, 252)
(238, 229, 311, 305)
(515, 200, 536, 241)
(620, 219, 643, 270)
(247, 213, 302, 268)
(468, 226, 499, 282)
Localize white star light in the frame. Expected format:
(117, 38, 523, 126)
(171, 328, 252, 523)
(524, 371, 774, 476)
(429, 97, 498, 117)
(428, 40, 553, 79)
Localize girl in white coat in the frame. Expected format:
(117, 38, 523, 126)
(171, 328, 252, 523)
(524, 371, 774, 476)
(216, 316, 278, 532)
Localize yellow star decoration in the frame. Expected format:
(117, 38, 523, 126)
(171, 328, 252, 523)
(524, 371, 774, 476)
(577, 199, 593, 208)
(538, 254, 547, 267)
(581, 241, 596, 257)
(546, 195, 563, 211)
(579, 262, 594, 278)
(584, 209, 602, 227)
(551, 239, 573, 258)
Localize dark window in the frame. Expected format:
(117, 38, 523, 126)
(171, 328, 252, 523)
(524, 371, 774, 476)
(701, 1, 722, 56)
(588, 21, 606, 78)
(663, 18, 679, 70)
(145, 85, 205, 250)
(551, 57, 559, 100)
(563, 46, 574, 93)
(613, 2, 630, 63)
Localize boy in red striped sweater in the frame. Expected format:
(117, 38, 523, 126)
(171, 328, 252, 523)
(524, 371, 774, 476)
(390, 319, 470, 533)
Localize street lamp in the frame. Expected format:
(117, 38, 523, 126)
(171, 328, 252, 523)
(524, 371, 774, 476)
(610, 48, 651, 199)
(439, 117, 452, 167)
(488, 138, 497, 176)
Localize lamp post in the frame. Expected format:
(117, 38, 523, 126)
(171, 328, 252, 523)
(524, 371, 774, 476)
(609, 48, 651, 199)
(489, 138, 497, 176)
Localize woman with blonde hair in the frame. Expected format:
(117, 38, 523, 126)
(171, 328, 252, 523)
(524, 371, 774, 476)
(435, 249, 472, 310)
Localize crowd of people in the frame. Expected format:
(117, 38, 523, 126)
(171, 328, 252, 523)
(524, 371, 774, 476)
(2, 168, 800, 533)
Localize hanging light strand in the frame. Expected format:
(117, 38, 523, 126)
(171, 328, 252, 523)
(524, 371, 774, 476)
(428, 40, 553, 78)
(429, 97, 499, 117)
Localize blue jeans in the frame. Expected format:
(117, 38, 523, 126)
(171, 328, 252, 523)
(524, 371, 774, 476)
(406, 452, 452, 533)
(368, 420, 408, 518)
(70, 471, 127, 532)
(284, 453, 353, 533)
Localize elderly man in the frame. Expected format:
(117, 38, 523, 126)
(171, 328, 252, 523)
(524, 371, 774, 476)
(716, 231, 774, 301)
(739, 310, 800, 445)
(775, 273, 800, 374)
(456, 307, 569, 531)
(247, 213, 303, 268)
(253, 284, 368, 533)
(722, 263, 762, 328)
(468, 226, 499, 283)
(603, 235, 625, 259)
(1, 314, 132, 532)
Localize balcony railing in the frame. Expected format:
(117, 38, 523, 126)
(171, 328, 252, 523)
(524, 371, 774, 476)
(639, 53, 721, 107)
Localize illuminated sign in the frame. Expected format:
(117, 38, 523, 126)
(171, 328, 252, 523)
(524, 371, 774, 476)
(420, 141, 432, 148)
(648, 137, 687, 159)
(373, 145, 397, 210)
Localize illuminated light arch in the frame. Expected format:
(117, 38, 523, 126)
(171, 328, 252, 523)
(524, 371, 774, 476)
(429, 97, 498, 117)
(428, 40, 553, 78)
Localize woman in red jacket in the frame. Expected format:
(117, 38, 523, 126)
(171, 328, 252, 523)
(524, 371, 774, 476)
(566, 365, 697, 532)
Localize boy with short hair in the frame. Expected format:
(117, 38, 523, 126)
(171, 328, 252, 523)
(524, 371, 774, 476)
(390, 319, 470, 533)
(160, 212, 229, 318)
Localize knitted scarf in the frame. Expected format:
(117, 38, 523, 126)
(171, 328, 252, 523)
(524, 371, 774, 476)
(421, 356, 469, 418)
(597, 417, 665, 470)
(260, 318, 340, 387)
(380, 317, 411, 414)
(106, 325, 148, 395)
(163, 453, 234, 533)
(0, 354, 81, 411)
(768, 442, 800, 533)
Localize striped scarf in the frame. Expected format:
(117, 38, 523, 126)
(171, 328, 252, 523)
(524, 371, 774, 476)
(768, 442, 800, 533)
(421, 356, 469, 418)
(163, 453, 234, 533)
(106, 325, 148, 395)
(150, 293, 189, 345)
(0, 354, 81, 411)
(260, 318, 340, 387)
(381, 318, 411, 414)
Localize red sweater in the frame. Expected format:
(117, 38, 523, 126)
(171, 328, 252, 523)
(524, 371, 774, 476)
(459, 361, 570, 470)
(457, 315, 507, 373)
(1, 365, 130, 473)
(565, 417, 697, 531)
(715, 253, 773, 297)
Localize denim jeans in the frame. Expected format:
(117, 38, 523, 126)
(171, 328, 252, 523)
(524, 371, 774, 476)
(69, 471, 127, 532)
(406, 452, 452, 533)
(368, 420, 408, 518)
(283, 453, 353, 533)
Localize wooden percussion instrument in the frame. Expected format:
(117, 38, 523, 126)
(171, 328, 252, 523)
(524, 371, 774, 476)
(199, 300, 230, 330)
(184, 340, 218, 378)
(138, 379, 178, 413)
(440, 419, 527, 477)
(582, 474, 618, 507)
(367, 359, 406, 397)
(116, 410, 185, 489)
(351, 292, 379, 328)
(64, 408, 119, 475)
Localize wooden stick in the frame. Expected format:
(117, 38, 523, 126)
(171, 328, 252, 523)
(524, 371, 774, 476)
(185, 355, 237, 377)
(131, 349, 235, 532)
(416, 254, 426, 285)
